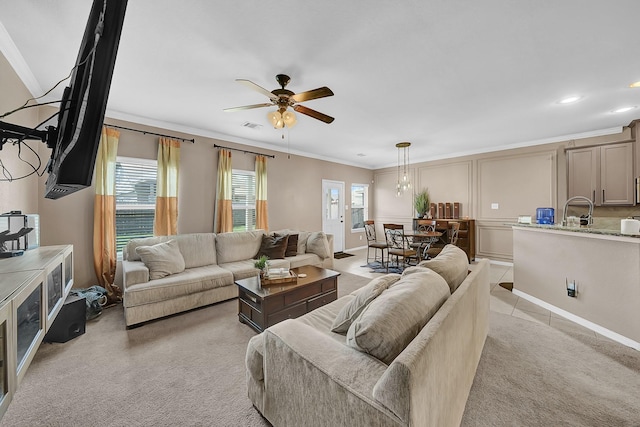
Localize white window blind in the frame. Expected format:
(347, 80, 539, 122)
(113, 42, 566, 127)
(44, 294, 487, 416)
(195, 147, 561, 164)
(115, 157, 157, 252)
(351, 184, 369, 231)
(232, 169, 256, 232)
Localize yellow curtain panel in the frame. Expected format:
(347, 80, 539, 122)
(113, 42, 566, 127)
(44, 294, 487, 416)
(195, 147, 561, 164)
(154, 137, 180, 236)
(255, 155, 269, 231)
(215, 149, 233, 233)
(93, 127, 121, 303)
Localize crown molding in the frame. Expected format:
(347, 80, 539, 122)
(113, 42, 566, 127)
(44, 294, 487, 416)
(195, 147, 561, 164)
(0, 21, 42, 97)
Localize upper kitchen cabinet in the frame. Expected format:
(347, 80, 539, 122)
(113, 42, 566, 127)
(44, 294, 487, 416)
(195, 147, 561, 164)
(567, 142, 634, 206)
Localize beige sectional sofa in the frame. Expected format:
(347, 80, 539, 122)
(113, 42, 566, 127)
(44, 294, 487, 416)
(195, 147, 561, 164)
(121, 229, 333, 327)
(246, 245, 490, 427)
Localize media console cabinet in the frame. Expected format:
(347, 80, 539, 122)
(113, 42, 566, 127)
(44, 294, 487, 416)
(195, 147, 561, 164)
(0, 245, 74, 420)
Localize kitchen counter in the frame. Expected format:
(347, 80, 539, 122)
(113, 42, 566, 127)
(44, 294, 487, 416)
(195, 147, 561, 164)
(508, 222, 640, 240)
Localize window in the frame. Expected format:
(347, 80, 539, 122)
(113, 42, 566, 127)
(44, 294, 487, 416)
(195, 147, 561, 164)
(115, 157, 157, 253)
(232, 169, 256, 232)
(351, 184, 369, 231)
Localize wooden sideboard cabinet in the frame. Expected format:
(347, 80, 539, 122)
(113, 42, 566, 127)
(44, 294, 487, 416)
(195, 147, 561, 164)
(413, 218, 475, 261)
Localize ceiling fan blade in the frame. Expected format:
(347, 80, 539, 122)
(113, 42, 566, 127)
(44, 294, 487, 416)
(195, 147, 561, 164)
(236, 79, 278, 101)
(293, 104, 335, 123)
(223, 103, 273, 112)
(290, 87, 334, 103)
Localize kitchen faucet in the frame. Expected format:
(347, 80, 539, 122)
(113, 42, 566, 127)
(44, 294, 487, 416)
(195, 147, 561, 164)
(561, 196, 594, 226)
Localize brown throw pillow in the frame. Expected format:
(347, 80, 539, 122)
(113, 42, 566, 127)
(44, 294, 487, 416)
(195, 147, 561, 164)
(255, 234, 288, 260)
(284, 234, 298, 257)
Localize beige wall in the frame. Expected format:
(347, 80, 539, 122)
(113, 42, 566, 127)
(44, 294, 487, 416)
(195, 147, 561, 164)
(374, 126, 640, 262)
(0, 52, 40, 215)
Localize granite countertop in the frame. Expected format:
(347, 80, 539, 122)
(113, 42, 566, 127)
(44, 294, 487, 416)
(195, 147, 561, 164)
(508, 222, 640, 238)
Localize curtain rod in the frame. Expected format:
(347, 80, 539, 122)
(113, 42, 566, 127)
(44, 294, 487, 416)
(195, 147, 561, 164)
(214, 144, 275, 158)
(104, 124, 195, 143)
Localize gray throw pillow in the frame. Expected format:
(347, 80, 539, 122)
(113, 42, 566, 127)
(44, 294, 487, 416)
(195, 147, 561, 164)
(346, 269, 450, 364)
(418, 244, 469, 293)
(306, 231, 330, 259)
(331, 274, 402, 334)
(135, 239, 186, 280)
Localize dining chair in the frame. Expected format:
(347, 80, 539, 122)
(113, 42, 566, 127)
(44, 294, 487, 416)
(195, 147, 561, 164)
(410, 219, 437, 261)
(364, 220, 388, 266)
(425, 221, 460, 259)
(383, 223, 417, 272)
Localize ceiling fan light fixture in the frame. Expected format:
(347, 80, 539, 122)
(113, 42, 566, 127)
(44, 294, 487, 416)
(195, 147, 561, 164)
(283, 110, 297, 128)
(267, 110, 284, 128)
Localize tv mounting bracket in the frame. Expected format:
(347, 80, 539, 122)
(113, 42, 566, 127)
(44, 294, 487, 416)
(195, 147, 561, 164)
(0, 120, 57, 150)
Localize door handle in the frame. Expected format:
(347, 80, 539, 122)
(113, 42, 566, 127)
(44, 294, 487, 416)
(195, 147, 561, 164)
(592, 190, 595, 203)
(602, 189, 605, 202)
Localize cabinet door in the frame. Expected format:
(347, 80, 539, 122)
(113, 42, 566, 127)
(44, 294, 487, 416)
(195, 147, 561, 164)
(600, 142, 634, 205)
(567, 147, 598, 203)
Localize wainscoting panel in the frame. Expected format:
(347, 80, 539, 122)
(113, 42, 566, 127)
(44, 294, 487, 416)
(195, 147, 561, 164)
(374, 170, 414, 219)
(477, 222, 514, 261)
(477, 151, 557, 220)
(417, 161, 472, 218)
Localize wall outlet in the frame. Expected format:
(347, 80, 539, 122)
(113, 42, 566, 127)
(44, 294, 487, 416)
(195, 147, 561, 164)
(491, 203, 499, 210)
(359, 235, 363, 240)
(566, 279, 577, 297)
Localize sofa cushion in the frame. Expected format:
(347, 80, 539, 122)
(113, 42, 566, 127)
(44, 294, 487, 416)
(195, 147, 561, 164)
(125, 234, 216, 267)
(418, 244, 469, 293)
(135, 239, 186, 280)
(346, 269, 450, 364)
(297, 231, 311, 254)
(306, 231, 330, 259)
(125, 235, 170, 262)
(256, 234, 288, 259)
(285, 253, 322, 269)
(331, 274, 401, 334)
(124, 264, 234, 307)
(216, 230, 265, 264)
(284, 234, 298, 257)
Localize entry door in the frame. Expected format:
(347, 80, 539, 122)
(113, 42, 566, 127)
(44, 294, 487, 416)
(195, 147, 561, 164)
(322, 180, 345, 253)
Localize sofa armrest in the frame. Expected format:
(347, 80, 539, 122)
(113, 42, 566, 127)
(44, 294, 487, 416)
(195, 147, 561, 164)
(121, 260, 149, 287)
(262, 319, 400, 426)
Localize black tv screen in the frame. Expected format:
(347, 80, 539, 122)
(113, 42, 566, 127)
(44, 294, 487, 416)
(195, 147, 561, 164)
(44, 0, 128, 199)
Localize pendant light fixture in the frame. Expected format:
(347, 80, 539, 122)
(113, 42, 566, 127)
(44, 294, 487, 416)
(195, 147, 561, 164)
(396, 142, 411, 196)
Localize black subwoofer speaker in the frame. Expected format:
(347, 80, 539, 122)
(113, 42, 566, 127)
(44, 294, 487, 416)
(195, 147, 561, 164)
(44, 294, 86, 343)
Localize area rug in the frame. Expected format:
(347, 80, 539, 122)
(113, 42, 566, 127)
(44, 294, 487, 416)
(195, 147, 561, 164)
(1, 271, 638, 426)
(333, 251, 354, 259)
(362, 261, 404, 274)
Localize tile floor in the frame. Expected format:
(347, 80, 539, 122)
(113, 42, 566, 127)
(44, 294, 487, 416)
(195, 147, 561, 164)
(333, 247, 603, 340)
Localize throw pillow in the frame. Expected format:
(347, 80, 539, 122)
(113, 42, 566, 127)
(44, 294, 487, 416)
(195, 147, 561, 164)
(346, 269, 450, 364)
(331, 274, 401, 334)
(306, 231, 330, 259)
(418, 244, 469, 293)
(135, 239, 186, 280)
(255, 234, 288, 260)
(280, 233, 298, 257)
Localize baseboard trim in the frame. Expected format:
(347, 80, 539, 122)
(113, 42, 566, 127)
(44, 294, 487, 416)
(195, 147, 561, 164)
(512, 289, 640, 351)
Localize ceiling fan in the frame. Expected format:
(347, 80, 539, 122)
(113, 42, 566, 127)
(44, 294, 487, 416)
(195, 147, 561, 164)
(224, 74, 334, 128)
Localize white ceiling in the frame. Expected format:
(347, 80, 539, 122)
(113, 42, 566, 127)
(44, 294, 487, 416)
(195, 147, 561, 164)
(1, 0, 639, 169)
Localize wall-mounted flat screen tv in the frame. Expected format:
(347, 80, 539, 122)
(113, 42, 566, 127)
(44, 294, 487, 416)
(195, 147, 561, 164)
(44, 0, 128, 199)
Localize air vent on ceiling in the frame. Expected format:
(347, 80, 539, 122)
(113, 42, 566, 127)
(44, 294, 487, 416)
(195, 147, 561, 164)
(242, 122, 262, 129)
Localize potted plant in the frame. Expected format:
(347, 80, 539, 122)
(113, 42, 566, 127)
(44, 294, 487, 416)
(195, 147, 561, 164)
(254, 255, 269, 278)
(414, 189, 431, 218)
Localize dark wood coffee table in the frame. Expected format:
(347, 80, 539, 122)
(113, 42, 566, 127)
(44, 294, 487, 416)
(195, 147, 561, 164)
(236, 265, 340, 333)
